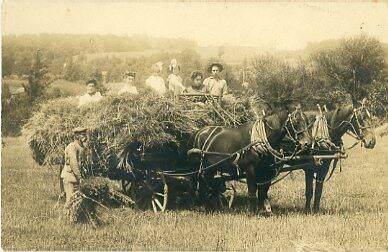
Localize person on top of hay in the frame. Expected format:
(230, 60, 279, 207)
(182, 70, 207, 106)
(61, 127, 88, 208)
(118, 71, 138, 95)
(186, 70, 206, 94)
(166, 59, 185, 96)
(203, 62, 228, 99)
(145, 61, 166, 95)
(78, 79, 103, 107)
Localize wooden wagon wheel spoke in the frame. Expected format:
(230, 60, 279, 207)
(214, 180, 237, 209)
(151, 199, 157, 213)
(130, 172, 168, 212)
(153, 197, 164, 210)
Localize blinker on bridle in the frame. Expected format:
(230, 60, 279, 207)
(284, 107, 309, 144)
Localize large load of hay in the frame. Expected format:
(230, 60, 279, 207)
(24, 89, 257, 172)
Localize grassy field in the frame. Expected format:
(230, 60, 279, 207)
(1, 135, 387, 250)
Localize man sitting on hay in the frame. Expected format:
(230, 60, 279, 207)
(78, 79, 103, 107)
(203, 62, 228, 99)
(118, 71, 138, 95)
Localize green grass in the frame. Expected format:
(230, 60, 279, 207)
(48, 79, 85, 96)
(1, 135, 387, 250)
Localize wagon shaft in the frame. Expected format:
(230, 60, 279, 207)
(282, 153, 348, 162)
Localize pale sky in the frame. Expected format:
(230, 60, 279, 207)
(2, 1, 388, 50)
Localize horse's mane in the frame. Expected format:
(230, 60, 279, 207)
(264, 110, 289, 130)
(326, 104, 353, 127)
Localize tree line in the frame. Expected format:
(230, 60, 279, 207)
(2, 34, 387, 137)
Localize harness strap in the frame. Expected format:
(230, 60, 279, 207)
(251, 119, 285, 162)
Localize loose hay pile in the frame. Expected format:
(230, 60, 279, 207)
(25, 89, 257, 171)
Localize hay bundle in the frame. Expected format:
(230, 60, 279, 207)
(65, 177, 133, 226)
(25, 89, 257, 169)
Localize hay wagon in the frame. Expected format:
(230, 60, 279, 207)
(117, 97, 348, 213)
(117, 93, 241, 212)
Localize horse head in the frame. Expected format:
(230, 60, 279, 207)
(283, 104, 312, 152)
(328, 99, 376, 149)
(349, 99, 376, 149)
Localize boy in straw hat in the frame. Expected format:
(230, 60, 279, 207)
(203, 62, 228, 98)
(61, 127, 88, 208)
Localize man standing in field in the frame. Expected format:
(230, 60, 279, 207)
(145, 61, 166, 95)
(61, 127, 87, 208)
(203, 62, 228, 99)
(78, 79, 103, 107)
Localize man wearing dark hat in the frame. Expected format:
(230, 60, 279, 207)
(118, 71, 138, 95)
(203, 62, 228, 98)
(61, 127, 88, 207)
(78, 79, 103, 107)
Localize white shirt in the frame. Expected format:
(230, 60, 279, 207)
(203, 76, 228, 97)
(145, 75, 166, 95)
(167, 74, 185, 94)
(78, 92, 103, 107)
(118, 84, 138, 95)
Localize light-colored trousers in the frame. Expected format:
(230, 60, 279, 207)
(63, 179, 79, 208)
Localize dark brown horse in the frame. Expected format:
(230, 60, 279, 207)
(187, 107, 312, 214)
(303, 103, 376, 213)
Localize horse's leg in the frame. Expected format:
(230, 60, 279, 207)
(258, 182, 272, 216)
(59, 165, 65, 198)
(312, 160, 331, 214)
(246, 164, 258, 214)
(304, 165, 314, 214)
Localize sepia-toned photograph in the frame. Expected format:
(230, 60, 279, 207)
(1, 1, 388, 250)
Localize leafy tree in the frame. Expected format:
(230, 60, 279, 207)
(22, 50, 50, 101)
(249, 55, 296, 107)
(312, 35, 386, 103)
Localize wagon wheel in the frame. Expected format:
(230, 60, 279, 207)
(213, 180, 237, 209)
(130, 172, 168, 213)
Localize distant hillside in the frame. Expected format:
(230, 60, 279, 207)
(72, 45, 263, 65)
(197, 46, 262, 65)
(73, 49, 182, 62)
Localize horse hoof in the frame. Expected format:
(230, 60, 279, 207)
(312, 209, 320, 215)
(304, 207, 312, 215)
(258, 209, 273, 217)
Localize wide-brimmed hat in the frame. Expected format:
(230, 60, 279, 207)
(73, 127, 87, 134)
(123, 71, 136, 78)
(207, 62, 224, 73)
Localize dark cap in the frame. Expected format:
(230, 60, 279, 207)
(207, 62, 224, 73)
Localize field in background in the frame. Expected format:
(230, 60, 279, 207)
(1, 134, 387, 250)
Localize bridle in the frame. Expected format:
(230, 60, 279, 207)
(329, 105, 374, 142)
(283, 108, 311, 145)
